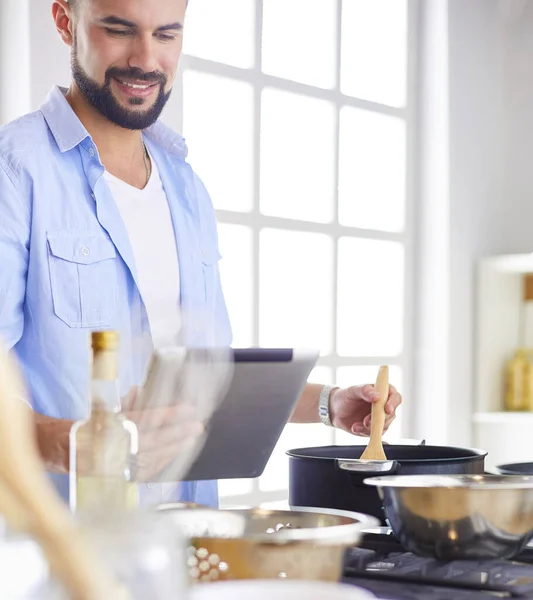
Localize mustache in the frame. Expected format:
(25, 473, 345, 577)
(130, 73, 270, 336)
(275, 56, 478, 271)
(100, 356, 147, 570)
(105, 67, 167, 85)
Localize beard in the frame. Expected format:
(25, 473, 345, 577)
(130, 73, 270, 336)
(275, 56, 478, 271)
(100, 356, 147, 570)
(71, 47, 172, 130)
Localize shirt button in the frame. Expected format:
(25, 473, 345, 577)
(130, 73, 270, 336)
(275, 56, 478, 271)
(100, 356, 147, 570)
(81, 246, 90, 257)
(89, 147, 95, 157)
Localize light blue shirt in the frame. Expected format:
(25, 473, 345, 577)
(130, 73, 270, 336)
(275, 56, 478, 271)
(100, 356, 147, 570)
(0, 86, 232, 507)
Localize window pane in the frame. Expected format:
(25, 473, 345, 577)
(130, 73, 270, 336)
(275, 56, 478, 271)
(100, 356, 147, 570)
(218, 478, 253, 497)
(337, 238, 404, 356)
(183, 71, 254, 212)
(259, 423, 333, 492)
(217, 224, 254, 347)
(308, 366, 333, 385)
(259, 366, 335, 493)
(262, 0, 337, 89)
(335, 365, 403, 391)
(334, 365, 403, 444)
(259, 229, 334, 352)
(260, 88, 336, 223)
(334, 418, 403, 444)
(184, 0, 255, 68)
(339, 107, 406, 232)
(341, 0, 407, 107)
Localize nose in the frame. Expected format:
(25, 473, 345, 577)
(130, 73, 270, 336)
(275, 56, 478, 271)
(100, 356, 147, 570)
(128, 33, 159, 74)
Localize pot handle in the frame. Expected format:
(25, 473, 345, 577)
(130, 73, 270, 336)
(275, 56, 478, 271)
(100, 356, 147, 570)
(335, 458, 400, 475)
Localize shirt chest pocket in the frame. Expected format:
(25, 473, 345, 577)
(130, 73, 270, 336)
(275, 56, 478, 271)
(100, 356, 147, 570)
(47, 231, 117, 328)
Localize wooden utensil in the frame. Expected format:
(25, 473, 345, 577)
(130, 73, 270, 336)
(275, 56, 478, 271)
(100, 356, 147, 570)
(360, 365, 389, 461)
(0, 344, 128, 600)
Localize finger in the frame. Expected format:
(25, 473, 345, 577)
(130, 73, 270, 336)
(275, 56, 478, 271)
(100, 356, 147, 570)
(139, 421, 204, 452)
(385, 391, 402, 415)
(363, 410, 396, 428)
(135, 440, 192, 478)
(150, 442, 200, 481)
(136, 439, 200, 482)
(351, 423, 365, 436)
(383, 413, 396, 430)
(121, 386, 139, 411)
(361, 384, 380, 403)
(126, 404, 198, 429)
(353, 424, 370, 437)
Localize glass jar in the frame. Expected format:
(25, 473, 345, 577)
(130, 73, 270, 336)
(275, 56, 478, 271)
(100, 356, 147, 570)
(0, 518, 60, 599)
(77, 509, 189, 599)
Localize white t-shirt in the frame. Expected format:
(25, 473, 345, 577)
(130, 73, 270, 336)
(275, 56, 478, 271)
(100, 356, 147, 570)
(104, 153, 181, 349)
(104, 152, 181, 503)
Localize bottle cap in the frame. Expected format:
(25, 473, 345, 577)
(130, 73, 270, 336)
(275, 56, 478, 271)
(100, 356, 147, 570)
(91, 331, 119, 351)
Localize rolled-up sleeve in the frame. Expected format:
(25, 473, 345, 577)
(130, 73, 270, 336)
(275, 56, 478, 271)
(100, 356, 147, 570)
(0, 158, 30, 349)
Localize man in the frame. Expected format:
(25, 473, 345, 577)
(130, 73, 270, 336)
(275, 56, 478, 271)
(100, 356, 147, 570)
(0, 0, 402, 506)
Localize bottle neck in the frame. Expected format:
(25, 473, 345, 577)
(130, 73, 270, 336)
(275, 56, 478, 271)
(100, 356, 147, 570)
(91, 349, 121, 413)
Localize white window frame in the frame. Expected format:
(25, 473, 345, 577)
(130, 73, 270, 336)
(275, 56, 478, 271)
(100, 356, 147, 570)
(174, 0, 419, 508)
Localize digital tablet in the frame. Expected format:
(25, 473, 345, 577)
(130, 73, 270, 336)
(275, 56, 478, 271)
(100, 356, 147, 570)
(182, 348, 319, 481)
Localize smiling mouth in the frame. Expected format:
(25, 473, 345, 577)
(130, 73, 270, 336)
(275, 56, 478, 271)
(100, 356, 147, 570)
(115, 79, 158, 90)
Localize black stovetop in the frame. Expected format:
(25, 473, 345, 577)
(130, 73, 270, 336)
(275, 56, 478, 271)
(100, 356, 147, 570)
(342, 530, 533, 599)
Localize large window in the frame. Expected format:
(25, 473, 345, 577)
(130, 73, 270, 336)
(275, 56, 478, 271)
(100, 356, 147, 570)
(179, 0, 415, 508)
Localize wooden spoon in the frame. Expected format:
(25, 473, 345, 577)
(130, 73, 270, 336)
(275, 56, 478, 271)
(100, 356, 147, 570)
(0, 344, 128, 600)
(359, 365, 389, 461)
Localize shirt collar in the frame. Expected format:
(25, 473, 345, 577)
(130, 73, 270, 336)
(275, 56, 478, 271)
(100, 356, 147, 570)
(39, 86, 89, 153)
(145, 119, 188, 160)
(39, 85, 188, 159)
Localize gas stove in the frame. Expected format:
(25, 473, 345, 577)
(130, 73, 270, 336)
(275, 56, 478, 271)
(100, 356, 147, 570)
(342, 529, 533, 599)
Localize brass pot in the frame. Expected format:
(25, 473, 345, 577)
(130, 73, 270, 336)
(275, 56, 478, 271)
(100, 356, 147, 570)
(155, 505, 378, 583)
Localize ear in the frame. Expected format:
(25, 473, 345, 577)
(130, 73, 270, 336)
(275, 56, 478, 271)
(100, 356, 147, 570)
(52, 0, 75, 47)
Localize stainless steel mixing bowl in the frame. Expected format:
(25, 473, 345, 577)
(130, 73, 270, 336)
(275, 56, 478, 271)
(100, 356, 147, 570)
(155, 505, 378, 582)
(365, 474, 533, 559)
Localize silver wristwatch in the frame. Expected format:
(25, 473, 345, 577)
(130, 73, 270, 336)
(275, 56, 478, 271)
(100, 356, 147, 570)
(318, 384, 337, 427)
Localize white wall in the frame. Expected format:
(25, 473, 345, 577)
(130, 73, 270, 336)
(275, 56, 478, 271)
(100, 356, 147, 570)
(0, 0, 31, 124)
(449, 0, 533, 447)
(446, 0, 506, 445)
(414, 0, 533, 447)
(29, 1, 70, 109)
(499, 1, 533, 253)
(0, 0, 67, 122)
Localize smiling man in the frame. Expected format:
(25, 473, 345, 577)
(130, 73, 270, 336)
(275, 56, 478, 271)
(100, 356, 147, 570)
(0, 0, 401, 508)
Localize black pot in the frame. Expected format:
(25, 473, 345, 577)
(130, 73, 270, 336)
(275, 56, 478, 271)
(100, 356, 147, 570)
(495, 462, 533, 475)
(287, 445, 487, 524)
